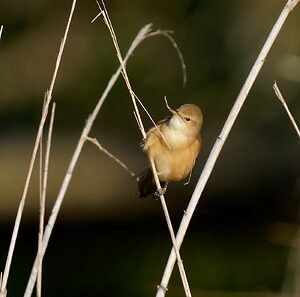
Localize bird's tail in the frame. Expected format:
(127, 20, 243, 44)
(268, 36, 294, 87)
(137, 167, 165, 198)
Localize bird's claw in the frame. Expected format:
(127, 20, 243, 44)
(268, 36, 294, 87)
(154, 187, 166, 198)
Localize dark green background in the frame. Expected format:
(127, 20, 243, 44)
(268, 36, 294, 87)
(0, 0, 299, 296)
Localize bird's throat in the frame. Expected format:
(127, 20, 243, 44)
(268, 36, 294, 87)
(161, 123, 192, 150)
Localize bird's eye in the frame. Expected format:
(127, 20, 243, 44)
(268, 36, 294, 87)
(185, 117, 191, 122)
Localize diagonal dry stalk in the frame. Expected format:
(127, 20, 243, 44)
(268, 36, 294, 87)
(133, 93, 171, 150)
(156, 0, 300, 296)
(146, 30, 187, 87)
(37, 103, 56, 297)
(96, 1, 192, 296)
(24, 23, 152, 297)
(0, 26, 5, 297)
(37, 132, 43, 297)
(0, 2, 77, 296)
(273, 81, 300, 138)
(86, 136, 135, 177)
(36, 95, 45, 297)
(23, 20, 188, 297)
(0, 25, 3, 40)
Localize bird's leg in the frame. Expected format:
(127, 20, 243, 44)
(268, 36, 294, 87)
(184, 169, 193, 185)
(184, 158, 196, 185)
(154, 182, 169, 198)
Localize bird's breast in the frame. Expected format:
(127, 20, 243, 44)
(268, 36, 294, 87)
(143, 127, 201, 182)
(162, 124, 192, 150)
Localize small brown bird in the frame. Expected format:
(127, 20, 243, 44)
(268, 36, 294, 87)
(138, 103, 203, 198)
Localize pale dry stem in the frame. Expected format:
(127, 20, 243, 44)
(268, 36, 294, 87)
(37, 134, 43, 297)
(146, 30, 187, 87)
(287, 0, 300, 10)
(36, 96, 46, 297)
(273, 81, 300, 138)
(133, 110, 144, 136)
(133, 92, 171, 150)
(98, 0, 146, 138)
(86, 136, 135, 177)
(149, 159, 192, 297)
(0, 25, 3, 40)
(0, 1, 77, 296)
(97, 1, 191, 296)
(24, 22, 170, 297)
(156, 0, 300, 296)
(163, 96, 172, 112)
(92, 6, 187, 89)
(0, 273, 4, 297)
(37, 103, 56, 297)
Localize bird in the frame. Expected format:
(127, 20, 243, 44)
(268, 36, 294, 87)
(138, 103, 203, 198)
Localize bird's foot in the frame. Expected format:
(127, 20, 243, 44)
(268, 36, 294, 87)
(153, 182, 168, 198)
(154, 187, 166, 198)
(154, 188, 167, 197)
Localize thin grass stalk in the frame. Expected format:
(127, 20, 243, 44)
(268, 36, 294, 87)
(149, 159, 191, 297)
(23, 23, 166, 297)
(0, 2, 77, 296)
(97, 2, 192, 295)
(273, 82, 300, 138)
(37, 135, 43, 297)
(37, 103, 56, 297)
(0, 25, 3, 40)
(86, 136, 135, 177)
(36, 95, 46, 297)
(156, 0, 300, 296)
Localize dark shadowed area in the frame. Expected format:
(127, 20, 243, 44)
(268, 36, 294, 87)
(0, 0, 299, 296)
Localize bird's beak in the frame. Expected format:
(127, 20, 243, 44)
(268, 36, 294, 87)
(169, 107, 185, 122)
(164, 96, 185, 122)
(168, 107, 177, 116)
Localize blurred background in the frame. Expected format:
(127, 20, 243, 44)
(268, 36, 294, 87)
(0, 0, 300, 296)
